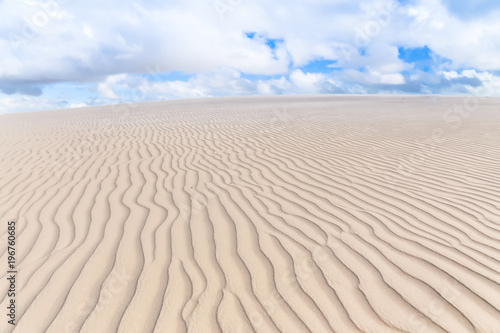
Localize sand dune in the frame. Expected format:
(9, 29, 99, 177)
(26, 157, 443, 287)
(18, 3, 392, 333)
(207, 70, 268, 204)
(1, 95, 500, 333)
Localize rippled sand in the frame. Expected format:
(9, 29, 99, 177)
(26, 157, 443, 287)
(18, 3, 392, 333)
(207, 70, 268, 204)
(1, 95, 500, 333)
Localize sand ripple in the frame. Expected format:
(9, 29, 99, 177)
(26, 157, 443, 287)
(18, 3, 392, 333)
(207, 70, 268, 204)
(1, 96, 500, 333)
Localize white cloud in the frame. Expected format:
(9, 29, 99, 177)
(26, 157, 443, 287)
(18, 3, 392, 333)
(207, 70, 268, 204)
(289, 69, 342, 94)
(69, 102, 88, 108)
(97, 74, 131, 99)
(1, 0, 500, 112)
(89, 67, 347, 103)
(379, 73, 405, 85)
(0, 95, 58, 113)
(441, 70, 500, 96)
(97, 83, 118, 99)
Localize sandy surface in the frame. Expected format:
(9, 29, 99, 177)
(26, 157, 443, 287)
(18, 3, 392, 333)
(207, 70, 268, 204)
(1, 95, 500, 333)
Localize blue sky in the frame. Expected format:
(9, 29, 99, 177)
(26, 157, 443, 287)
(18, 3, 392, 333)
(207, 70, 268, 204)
(1, 0, 500, 113)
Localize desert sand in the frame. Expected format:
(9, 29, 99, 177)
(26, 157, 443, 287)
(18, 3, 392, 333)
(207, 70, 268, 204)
(1, 95, 500, 333)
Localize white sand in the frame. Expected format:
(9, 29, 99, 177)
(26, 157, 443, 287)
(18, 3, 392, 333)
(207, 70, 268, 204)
(1, 95, 500, 333)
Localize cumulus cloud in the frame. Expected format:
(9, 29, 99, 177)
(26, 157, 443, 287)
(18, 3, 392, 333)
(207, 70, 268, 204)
(442, 70, 500, 96)
(0, 0, 499, 112)
(0, 95, 64, 114)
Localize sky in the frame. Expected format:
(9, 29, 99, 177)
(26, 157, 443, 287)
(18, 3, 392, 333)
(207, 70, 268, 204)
(1, 0, 500, 113)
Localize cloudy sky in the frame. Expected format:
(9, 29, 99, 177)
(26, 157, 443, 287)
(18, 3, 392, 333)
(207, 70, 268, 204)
(1, 0, 500, 113)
